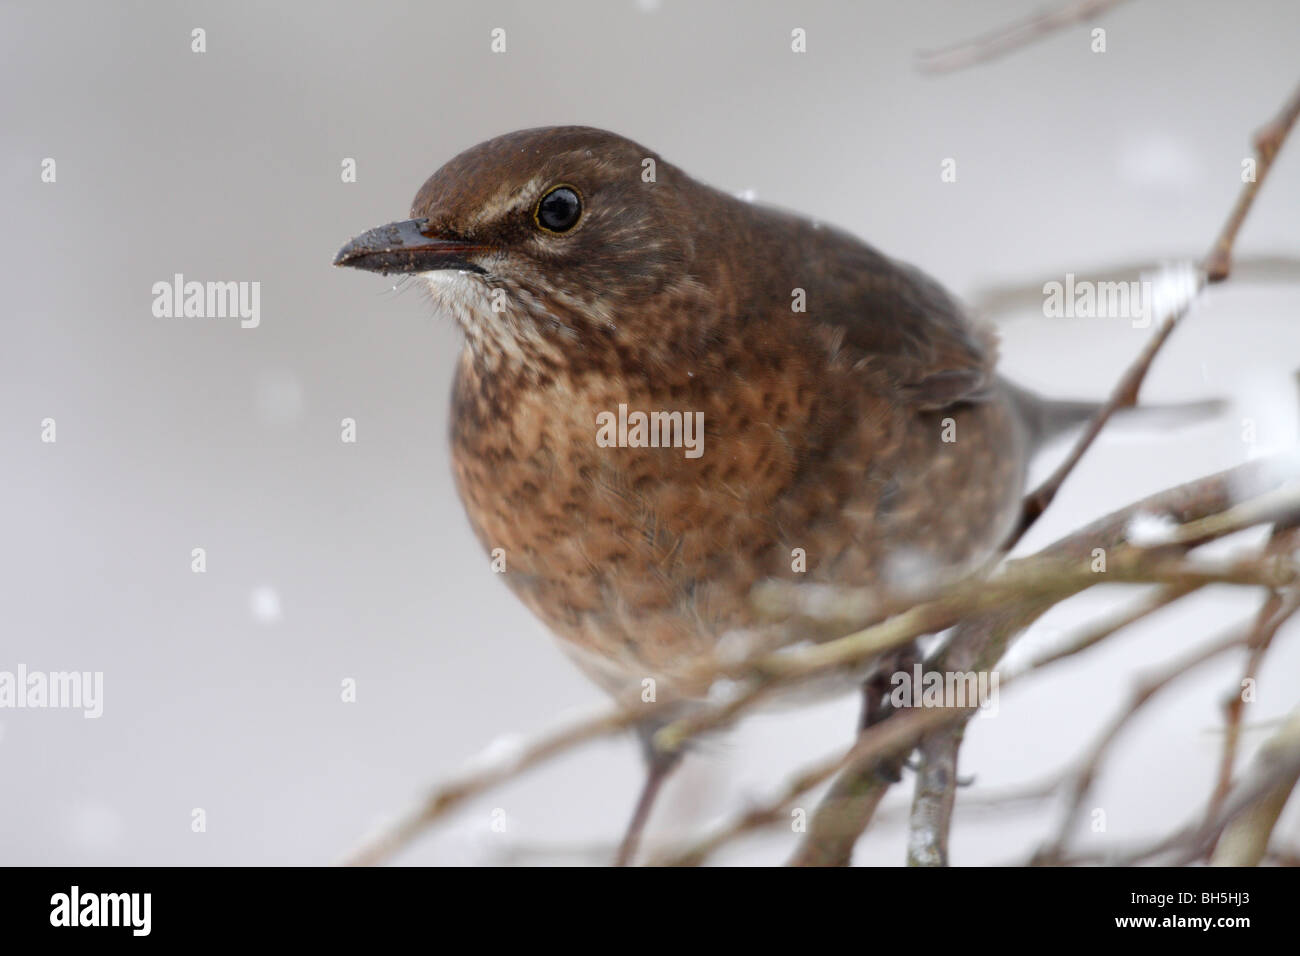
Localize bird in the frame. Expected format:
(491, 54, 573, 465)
(334, 125, 1106, 864)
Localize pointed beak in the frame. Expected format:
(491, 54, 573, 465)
(332, 218, 487, 275)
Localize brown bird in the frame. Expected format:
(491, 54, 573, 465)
(334, 126, 1098, 863)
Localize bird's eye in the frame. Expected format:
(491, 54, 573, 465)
(535, 185, 582, 233)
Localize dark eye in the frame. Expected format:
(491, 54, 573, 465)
(535, 185, 582, 233)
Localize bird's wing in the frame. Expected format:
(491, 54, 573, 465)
(813, 242, 996, 411)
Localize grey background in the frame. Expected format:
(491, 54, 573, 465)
(3, 0, 1299, 865)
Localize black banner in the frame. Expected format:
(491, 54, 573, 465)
(0, 865, 1283, 942)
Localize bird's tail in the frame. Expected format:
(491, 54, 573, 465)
(1001, 379, 1225, 450)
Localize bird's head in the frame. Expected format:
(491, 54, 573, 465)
(334, 126, 707, 364)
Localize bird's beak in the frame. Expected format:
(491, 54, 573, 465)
(332, 218, 487, 275)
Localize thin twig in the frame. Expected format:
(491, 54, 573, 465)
(1030, 594, 1300, 866)
(1205, 81, 1300, 282)
(916, 0, 1133, 74)
(1027, 583, 1200, 672)
(1031, 627, 1260, 865)
(339, 696, 669, 866)
(651, 702, 967, 867)
(1206, 527, 1300, 824)
(1006, 77, 1300, 548)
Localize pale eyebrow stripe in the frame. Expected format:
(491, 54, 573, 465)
(472, 175, 546, 227)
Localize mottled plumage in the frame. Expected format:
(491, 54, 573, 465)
(337, 126, 1046, 697)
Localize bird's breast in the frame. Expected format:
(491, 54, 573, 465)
(445, 334, 1026, 692)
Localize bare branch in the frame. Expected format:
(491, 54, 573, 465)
(338, 696, 665, 866)
(1205, 80, 1300, 282)
(1027, 583, 1200, 672)
(1210, 711, 1300, 866)
(907, 726, 964, 866)
(1005, 77, 1300, 548)
(1031, 626, 1261, 865)
(916, 0, 1133, 74)
(1206, 526, 1300, 825)
(784, 457, 1294, 867)
(651, 703, 963, 867)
